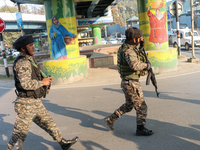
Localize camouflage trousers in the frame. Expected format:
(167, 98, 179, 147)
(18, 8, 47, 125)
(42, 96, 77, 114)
(115, 80, 147, 125)
(7, 97, 62, 149)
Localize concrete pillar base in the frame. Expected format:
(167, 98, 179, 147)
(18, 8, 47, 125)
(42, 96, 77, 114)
(147, 48, 177, 73)
(42, 55, 88, 85)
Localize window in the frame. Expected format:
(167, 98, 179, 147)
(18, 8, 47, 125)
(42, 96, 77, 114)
(185, 32, 189, 37)
(194, 32, 198, 36)
(180, 33, 183, 38)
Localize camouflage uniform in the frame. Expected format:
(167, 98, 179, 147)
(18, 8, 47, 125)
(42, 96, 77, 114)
(7, 54, 62, 150)
(115, 43, 148, 125)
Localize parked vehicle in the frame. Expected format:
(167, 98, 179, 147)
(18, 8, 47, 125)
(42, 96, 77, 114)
(101, 38, 107, 44)
(172, 28, 200, 50)
(35, 47, 40, 52)
(116, 38, 125, 43)
(12, 50, 20, 57)
(107, 38, 118, 44)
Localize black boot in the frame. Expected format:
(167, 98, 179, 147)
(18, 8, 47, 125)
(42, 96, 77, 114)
(136, 125, 154, 136)
(59, 136, 79, 150)
(104, 113, 119, 130)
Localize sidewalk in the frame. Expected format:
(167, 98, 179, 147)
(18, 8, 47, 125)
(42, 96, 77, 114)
(54, 55, 200, 88)
(1, 54, 199, 88)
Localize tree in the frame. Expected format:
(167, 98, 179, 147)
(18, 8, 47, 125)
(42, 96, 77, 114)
(2, 32, 21, 48)
(31, 5, 45, 15)
(109, 0, 138, 27)
(0, 5, 17, 13)
(20, 5, 31, 13)
(0, 5, 45, 15)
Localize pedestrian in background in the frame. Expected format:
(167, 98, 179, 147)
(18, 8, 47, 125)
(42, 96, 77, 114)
(104, 27, 154, 136)
(7, 35, 78, 150)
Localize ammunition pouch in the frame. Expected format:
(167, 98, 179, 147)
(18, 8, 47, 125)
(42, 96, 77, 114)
(132, 70, 148, 76)
(15, 86, 47, 99)
(140, 70, 148, 76)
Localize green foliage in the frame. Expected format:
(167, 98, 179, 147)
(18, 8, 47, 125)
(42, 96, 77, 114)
(118, 0, 138, 20)
(0, 58, 3, 64)
(0, 5, 18, 13)
(0, 56, 15, 65)
(0, 4, 45, 14)
(111, 0, 138, 27)
(0, 74, 13, 80)
(2, 32, 22, 48)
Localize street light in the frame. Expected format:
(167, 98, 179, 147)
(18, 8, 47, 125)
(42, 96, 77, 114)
(190, 0, 199, 59)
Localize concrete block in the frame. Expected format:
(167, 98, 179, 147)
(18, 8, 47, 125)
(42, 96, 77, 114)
(89, 55, 114, 68)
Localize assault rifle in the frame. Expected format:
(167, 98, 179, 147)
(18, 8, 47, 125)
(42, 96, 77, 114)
(43, 75, 52, 98)
(140, 47, 160, 97)
(46, 75, 52, 94)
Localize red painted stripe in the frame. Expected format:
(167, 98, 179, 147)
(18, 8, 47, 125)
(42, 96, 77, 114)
(90, 58, 94, 68)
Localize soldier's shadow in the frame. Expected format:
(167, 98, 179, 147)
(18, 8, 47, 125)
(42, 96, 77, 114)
(0, 114, 61, 150)
(42, 100, 111, 150)
(42, 99, 108, 131)
(80, 140, 109, 150)
(103, 87, 200, 105)
(92, 110, 200, 150)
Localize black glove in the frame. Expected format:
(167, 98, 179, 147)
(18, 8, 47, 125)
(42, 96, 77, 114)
(139, 39, 145, 49)
(145, 62, 151, 71)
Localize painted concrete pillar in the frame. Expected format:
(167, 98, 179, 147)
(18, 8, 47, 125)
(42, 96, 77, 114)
(91, 24, 103, 45)
(43, 0, 87, 84)
(137, 0, 177, 73)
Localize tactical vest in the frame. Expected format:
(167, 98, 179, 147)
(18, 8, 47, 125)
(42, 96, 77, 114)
(117, 43, 147, 80)
(13, 56, 46, 98)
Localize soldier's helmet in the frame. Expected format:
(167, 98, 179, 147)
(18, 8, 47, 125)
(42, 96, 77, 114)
(125, 27, 143, 40)
(13, 36, 34, 51)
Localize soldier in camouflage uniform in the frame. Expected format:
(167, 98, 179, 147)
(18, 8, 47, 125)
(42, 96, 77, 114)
(7, 36, 78, 150)
(104, 27, 154, 136)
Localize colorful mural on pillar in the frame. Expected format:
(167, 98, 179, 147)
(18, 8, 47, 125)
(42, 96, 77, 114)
(43, 0, 88, 84)
(137, 0, 169, 50)
(45, 0, 79, 60)
(91, 25, 102, 44)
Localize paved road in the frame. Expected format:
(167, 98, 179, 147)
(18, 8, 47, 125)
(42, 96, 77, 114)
(182, 49, 200, 59)
(0, 70, 200, 150)
(169, 45, 200, 59)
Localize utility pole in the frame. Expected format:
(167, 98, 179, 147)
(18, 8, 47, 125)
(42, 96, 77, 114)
(176, 1, 181, 56)
(0, 34, 9, 77)
(104, 25, 107, 39)
(190, 0, 196, 59)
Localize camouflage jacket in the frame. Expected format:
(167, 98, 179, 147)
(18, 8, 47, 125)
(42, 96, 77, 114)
(117, 43, 148, 80)
(13, 53, 44, 91)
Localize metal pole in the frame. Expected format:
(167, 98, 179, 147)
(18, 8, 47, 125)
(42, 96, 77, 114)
(105, 25, 107, 39)
(0, 34, 9, 77)
(17, 3, 24, 36)
(190, 0, 195, 58)
(176, 1, 181, 56)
